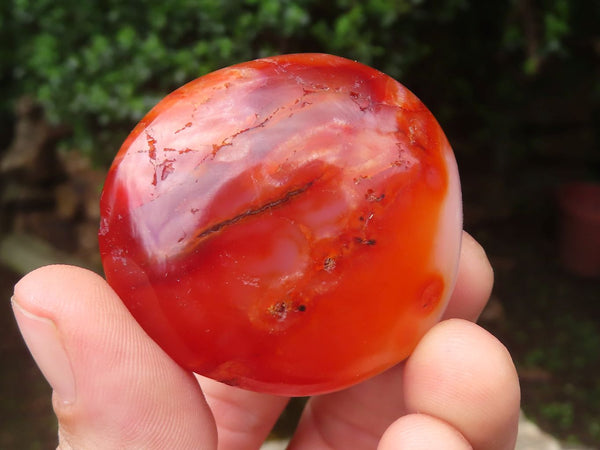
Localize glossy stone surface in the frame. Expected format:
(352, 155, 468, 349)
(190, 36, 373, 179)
(99, 53, 462, 396)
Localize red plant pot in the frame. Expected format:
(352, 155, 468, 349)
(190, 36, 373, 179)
(557, 182, 600, 278)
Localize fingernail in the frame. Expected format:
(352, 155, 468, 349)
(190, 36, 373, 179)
(11, 296, 76, 404)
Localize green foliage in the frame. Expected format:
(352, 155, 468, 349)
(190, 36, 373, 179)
(1, 0, 597, 164)
(6, 0, 302, 159)
(539, 401, 575, 430)
(523, 314, 600, 373)
(3, 0, 311, 159)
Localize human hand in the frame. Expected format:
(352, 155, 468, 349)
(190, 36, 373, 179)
(11, 231, 520, 449)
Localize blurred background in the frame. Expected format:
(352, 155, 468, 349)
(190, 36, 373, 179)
(1, 0, 598, 448)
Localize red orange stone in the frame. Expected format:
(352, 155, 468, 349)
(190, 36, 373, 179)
(99, 54, 462, 395)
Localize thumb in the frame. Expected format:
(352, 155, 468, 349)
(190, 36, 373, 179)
(12, 265, 217, 449)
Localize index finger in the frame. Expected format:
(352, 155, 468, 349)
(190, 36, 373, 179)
(442, 231, 494, 322)
(285, 231, 496, 449)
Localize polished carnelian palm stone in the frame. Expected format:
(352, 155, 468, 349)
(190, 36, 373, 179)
(99, 53, 462, 396)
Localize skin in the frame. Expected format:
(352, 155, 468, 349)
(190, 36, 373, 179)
(11, 231, 520, 449)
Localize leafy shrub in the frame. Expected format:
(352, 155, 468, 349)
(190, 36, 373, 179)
(1, 0, 594, 165)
